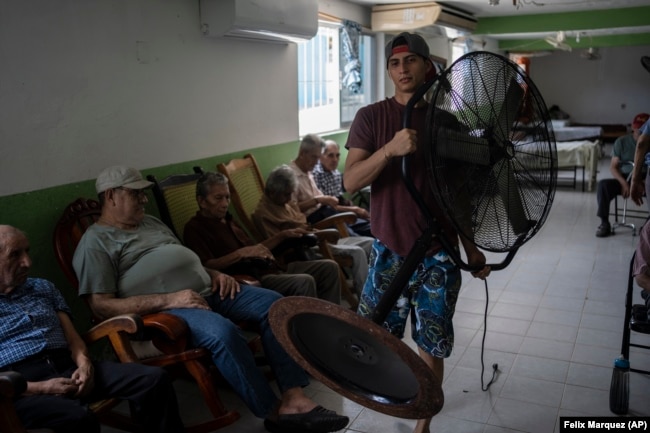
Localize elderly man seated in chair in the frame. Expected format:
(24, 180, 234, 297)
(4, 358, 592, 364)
(595, 112, 649, 237)
(253, 165, 372, 297)
(0, 225, 185, 433)
(313, 139, 370, 212)
(72, 165, 349, 433)
(183, 171, 342, 304)
(291, 134, 372, 237)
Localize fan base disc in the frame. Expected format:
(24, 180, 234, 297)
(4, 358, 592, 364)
(269, 297, 443, 419)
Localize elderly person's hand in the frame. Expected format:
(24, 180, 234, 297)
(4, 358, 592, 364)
(166, 289, 211, 310)
(352, 206, 370, 220)
(207, 269, 241, 300)
(70, 359, 95, 397)
(239, 244, 274, 261)
(280, 228, 310, 239)
(316, 195, 339, 207)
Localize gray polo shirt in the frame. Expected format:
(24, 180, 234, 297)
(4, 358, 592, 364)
(73, 215, 212, 299)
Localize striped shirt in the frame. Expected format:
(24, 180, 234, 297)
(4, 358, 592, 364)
(0, 278, 71, 368)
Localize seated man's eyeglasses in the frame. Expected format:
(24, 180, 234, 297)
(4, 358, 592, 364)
(116, 187, 147, 199)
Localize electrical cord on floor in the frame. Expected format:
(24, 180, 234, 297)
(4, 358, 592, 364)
(480, 278, 498, 392)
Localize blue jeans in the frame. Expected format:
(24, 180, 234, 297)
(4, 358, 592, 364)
(167, 284, 309, 418)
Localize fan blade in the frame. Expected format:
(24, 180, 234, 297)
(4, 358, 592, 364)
(492, 158, 530, 235)
(494, 78, 524, 145)
(436, 128, 491, 165)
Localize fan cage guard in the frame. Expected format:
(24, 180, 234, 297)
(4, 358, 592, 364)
(425, 51, 557, 253)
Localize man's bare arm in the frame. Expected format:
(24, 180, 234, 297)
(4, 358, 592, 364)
(86, 291, 209, 321)
(343, 148, 385, 194)
(344, 129, 417, 194)
(630, 133, 650, 204)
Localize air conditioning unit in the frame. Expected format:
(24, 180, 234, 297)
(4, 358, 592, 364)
(371, 2, 477, 34)
(199, 0, 318, 44)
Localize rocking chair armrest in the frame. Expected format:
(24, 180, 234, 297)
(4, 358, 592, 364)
(312, 211, 356, 236)
(0, 371, 26, 398)
(84, 314, 144, 344)
(141, 312, 191, 341)
(233, 274, 262, 287)
(312, 228, 341, 245)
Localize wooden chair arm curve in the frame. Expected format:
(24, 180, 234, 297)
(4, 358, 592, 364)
(141, 312, 190, 342)
(312, 229, 341, 245)
(83, 314, 144, 344)
(0, 371, 26, 398)
(233, 274, 261, 287)
(313, 211, 357, 230)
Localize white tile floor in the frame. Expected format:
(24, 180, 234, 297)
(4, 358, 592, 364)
(106, 148, 650, 433)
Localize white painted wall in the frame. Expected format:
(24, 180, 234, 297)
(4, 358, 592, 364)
(529, 46, 650, 125)
(0, 0, 300, 196)
(2, 0, 649, 197)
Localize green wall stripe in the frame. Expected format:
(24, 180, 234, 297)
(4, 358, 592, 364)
(476, 6, 650, 34)
(498, 32, 650, 51)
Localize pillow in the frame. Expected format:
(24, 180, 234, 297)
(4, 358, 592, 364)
(551, 119, 570, 129)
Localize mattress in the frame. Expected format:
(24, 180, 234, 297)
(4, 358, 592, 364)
(556, 139, 601, 191)
(553, 126, 603, 142)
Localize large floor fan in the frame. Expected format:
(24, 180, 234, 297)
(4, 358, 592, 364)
(269, 51, 557, 420)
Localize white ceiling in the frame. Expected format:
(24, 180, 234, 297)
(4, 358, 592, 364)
(347, 0, 650, 45)
(350, 0, 649, 17)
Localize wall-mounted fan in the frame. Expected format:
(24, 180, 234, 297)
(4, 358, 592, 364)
(269, 51, 557, 420)
(545, 31, 572, 51)
(581, 47, 601, 60)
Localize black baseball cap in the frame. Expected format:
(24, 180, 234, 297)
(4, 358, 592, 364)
(385, 32, 430, 67)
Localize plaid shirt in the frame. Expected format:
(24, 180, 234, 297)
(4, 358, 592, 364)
(0, 278, 71, 369)
(312, 161, 343, 198)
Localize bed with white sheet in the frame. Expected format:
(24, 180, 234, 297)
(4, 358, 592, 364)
(554, 126, 603, 142)
(555, 139, 601, 191)
(551, 120, 603, 143)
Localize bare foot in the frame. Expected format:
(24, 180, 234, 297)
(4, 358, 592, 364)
(277, 387, 318, 415)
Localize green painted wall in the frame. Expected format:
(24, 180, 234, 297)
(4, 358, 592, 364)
(475, 6, 650, 51)
(0, 132, 350, 331)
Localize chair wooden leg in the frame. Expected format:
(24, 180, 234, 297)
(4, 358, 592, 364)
(181, 359, 241, 433)
(339, 268, 359, 310)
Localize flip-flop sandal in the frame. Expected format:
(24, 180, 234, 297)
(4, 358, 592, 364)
(264, 405, 349, 433)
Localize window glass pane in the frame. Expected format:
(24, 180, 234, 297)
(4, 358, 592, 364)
(298, 25, 340, 136)
(298, 24, 375, 136)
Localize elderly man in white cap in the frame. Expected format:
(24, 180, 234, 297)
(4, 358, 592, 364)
(72, 165, 349, 433)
